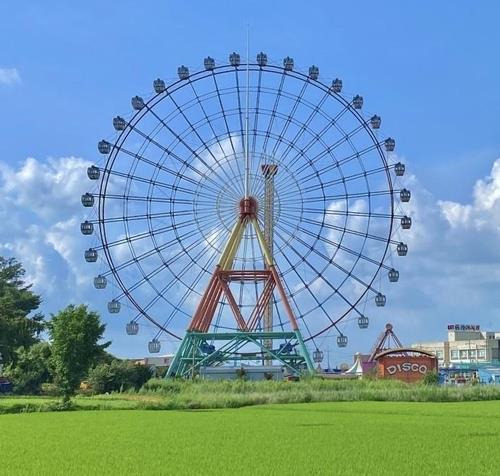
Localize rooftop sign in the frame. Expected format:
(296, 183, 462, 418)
(448, 324, 480, 331)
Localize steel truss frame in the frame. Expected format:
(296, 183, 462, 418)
(168, 199, 314, 377)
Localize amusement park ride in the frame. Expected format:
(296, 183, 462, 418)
(81, 52, 411, 377)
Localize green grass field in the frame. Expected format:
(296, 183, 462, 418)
(1, 401, 499, 475)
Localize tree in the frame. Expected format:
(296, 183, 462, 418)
(49, 304, 110, 401)
(0, 257, 44, 365)
(4, 342, 52, 394)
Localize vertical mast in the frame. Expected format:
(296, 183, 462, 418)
(244, 26, 250, 198)
(262, 164, 277, 361)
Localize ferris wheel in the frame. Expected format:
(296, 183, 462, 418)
(81, 52, 410, 374)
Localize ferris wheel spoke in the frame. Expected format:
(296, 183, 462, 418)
(277, 205, 402, 220)
(301, 164, 388, 191)
(270, 80, 309, 158)
(296, 189, 394, 202)
(276, 263, 319, 345)
(108, 216, 225, 276)
(95, 212, 218, 251)
(97, 206, 236, 225)
(142, 103, 243, 198)
(274, 218, 385, 291)
(269, 101, 361, 192)
(98, 194, 195, 205)
(139, 242, 222, 331)
(262, 72, 286, 154)
(271, 230, 335, 325)
(109, 143, 222, 197)
(272, 295, 287, 332)
(234, 67, 246, 144)
(275, 88, 331, 165)
(114, 225, 226, 301)
(189, 80, 245, 197)
(273, 224, 364, 320)
(210, 72, 239, 159)
(102, 167, 214, 200)
(292, 213, 398, 245)
(251, 68, 263, 160)
(280, 117, 365, 181)
(292, 140, 383, 186)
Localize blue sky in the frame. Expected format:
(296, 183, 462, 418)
(1, 1, 500, 363)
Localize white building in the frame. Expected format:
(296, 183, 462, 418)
(129, 355, 174, 368)
(412, 325, 500, 367)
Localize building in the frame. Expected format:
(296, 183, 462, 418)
(128, 355, 175, 368)
(375, 348, 438, 383)
(412, 324, 500, 367)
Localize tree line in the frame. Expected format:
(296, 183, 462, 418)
(0, 257, 151, 401)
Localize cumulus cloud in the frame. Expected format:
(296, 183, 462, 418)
(0, 67, 21, 85)
(2, 153, 500, 359)
(0, 156, 92, 306)
(439, 158, 500, 232)
(371, 158, 500, 348)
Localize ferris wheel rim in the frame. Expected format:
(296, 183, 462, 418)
(89, 56, 403, 345)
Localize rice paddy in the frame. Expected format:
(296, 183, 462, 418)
(1, 401, 499, 475)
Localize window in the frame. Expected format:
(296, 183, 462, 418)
(478, 349, 486, 359)
(469, 349, 477, 359)
(451, 350, 458, 359)
(459, 350, 468, 359)
(436, 350, 444, 360)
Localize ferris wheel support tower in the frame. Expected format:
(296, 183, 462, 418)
(167, 196, 314, 378)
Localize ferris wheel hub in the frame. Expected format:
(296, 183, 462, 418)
(239, 196, 258, 217)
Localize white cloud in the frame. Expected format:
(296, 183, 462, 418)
(375, 158, 500, 345)
(0, 67, 21, 85)
(439, 158, 500, 232)
(2, 153, 500, 359)
(0, 156, 92, 303)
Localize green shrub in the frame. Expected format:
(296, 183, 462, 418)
(40, 383, 61, 396)
(423, 370, 440, 386)
(88, 361, 152, 394)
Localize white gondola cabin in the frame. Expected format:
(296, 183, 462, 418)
(113, 116, 126, 131)
(375, 293, 386, 307)
(388, 268, 399, 282)
(87, 165, 100, 180)
(178, 66, 189, 80)
(126, 321, 139, 335)
(131, 96, 145, 110)
(352, 95, 363, 109)
(94, 275, 107, 289)
(107, 299, 121, 314)
(81, 193, 94, 207)
(397, 242, 408, 256)
(148, 339, 161, 353)
(229, 52, 240, 66)
(331, 78, 342, 93)
(283, 56, 294, 71)
(358, 315, 369, 329)
(98, 140, 111, 154)
(153, 78, 166, 93)
(84, 248, 97, 262)
(80, 221, 93, 235)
